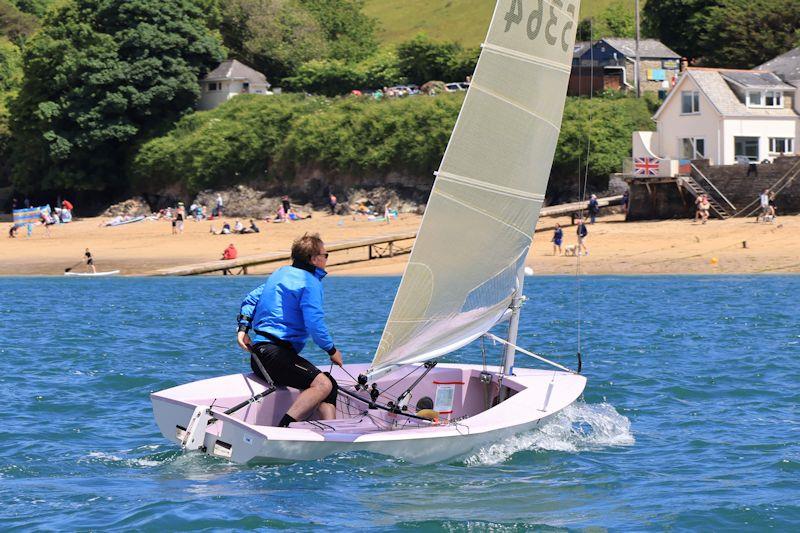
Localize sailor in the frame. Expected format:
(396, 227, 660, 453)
(236, 233, 343, 427)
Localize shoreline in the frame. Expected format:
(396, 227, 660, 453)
(2, 212, 799, 276)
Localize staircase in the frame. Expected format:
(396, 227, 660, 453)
(681, 165, 738, 219)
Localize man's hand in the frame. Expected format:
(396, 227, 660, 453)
(237, 331, 252, 352)
(329, 349, 343, 367)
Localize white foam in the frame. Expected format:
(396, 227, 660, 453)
(84, 451, 161, 468)
(465, 402, 635, 466)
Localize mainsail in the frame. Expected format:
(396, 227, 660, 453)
(370, 0, 580, 373)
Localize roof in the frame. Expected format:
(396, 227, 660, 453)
(653, 68, 798, 120)
(203, 59, 268, 85)
(573, 41, 591, 58)
(599, 38, 681, 59)
(721, 70, 794, 90)
(756, 46, 800, 82)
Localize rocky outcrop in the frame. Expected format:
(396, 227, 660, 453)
(101, 197, 151, 217)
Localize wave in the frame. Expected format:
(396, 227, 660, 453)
(465, 402, 635, 466)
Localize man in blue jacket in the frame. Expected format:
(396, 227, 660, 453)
(236, 233, 344, 427)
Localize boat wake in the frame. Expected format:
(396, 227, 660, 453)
(465, 402, 634, 466)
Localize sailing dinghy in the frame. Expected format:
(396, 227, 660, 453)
(152, 0, 586, 464)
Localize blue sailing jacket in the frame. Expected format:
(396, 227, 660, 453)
(238, 263, 336, 355)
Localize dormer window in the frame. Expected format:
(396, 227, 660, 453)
(747, 90, 783, 108)
(681, 91, 700, 114)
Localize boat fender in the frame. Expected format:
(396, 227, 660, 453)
(322, 372, 338, 405)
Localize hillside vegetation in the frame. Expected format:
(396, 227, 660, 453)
(363, 0, 642, 46)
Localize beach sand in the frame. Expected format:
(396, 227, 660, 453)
(2, 212, 799, 276)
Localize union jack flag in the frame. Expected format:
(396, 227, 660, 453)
(634, 157, 660, 176)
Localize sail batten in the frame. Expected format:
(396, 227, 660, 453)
(481, 44, 573, 72)
(370, 0, 581, 373)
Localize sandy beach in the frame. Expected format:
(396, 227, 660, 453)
(2, 211, 799, 276)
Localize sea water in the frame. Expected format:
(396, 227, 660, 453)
(1, 276, 797, 530)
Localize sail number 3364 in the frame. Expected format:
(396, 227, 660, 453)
(504, 0, 576, 52)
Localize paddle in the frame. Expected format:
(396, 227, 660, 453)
(64, 260, 84, 273)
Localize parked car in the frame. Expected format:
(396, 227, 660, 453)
(445, 82, 469, 92)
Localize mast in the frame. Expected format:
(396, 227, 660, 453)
(501, 266, 526, 376)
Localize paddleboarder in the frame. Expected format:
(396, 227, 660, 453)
(236, 233, 343, 427)
(84, 248, 97, 273)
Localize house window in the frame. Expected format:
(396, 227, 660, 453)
(734, 137, 759, 161)
(207, 82, 219, 91)
(681, 91, 700, 114)
(746, 90, 783, 108)
(679, 137, 706, 159)
(769, 137, 794, 154)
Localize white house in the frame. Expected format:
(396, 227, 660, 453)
(198, 59, 271, 111)
(632, 68, 798, 171)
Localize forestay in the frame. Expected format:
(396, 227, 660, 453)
(369, 0, 580, 374)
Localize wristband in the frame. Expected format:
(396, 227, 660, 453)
(238, 324, 249, 333)
(327, 346, 337, 356)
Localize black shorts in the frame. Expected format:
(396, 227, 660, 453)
(251, 342, 336, 405)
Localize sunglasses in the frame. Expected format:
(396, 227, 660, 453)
(317, 253, 329, 259)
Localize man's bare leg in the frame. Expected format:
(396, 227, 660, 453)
(317, 402, 335, 420)
(285, 373, 332, 421)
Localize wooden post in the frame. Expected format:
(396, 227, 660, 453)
(389, 242, 394, 257)
(368, 245, 373, 260)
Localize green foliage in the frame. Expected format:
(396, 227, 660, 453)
(134, 91, 651, 199)
(0, 36, 21, 181)
(364, 0, 641, 47)
(220, 0, 327, 82)
(644, 0, 799, 67)
(1, 0, 39, 43)
(553, 95, 654, 194)
(133, 94, 327, 191)
(132, 93, 462, 193)
(9, 0, 224, 192)
(694, 0, 800, 68)
(300, 0, 377, 62)
(9, 0, 54, 18)
(284, 48, 403, 95)
(397, 34, 477, 84)
(580, 0, 637, 40)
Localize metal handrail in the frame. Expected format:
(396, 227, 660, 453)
(689, 163, 737, 211)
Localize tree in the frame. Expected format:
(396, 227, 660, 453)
(9, 0, 224, 192)
(397, 34, 465, 84)
(300, 0, 377, 62)
(643, 1, 722, 60)
(0, 36, 21, 183)
(1, 0, 39, 43)
(220, 0, 328, 82)
(577, 1, 637, 40)
(8, 0, 53, 18)
(694, 0, 800, 67)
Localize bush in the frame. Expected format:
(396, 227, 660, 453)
(133, 92, 654, 201)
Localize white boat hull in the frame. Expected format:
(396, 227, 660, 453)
(151, 363, 586, 464)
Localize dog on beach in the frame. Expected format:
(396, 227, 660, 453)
(564, 244, 578, 256)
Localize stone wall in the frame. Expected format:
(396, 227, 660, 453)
(625, 156, 800, 220)
(693, 156, 800, 216)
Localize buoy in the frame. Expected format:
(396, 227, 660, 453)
(710, 257, 718, 265)
(524, 266, 534, 276)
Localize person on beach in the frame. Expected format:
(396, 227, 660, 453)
(8, 224, 18, 238)
(622, 190, 629, 215)
(758, 189, 770, 221)
(576, 219, 588, 256)
(176, 203, 185, 234)
(588, 194, 599, 224)
(215, 194, 224, 217)
(698, 195, 710, 224)
(552, 223, 563, 255)
(84, 248, 97, 273)
(234, 220, 245, 233)
(328, 193, 337, 215)
(384, 200, 392, 224)
(236, 233, 343, 427)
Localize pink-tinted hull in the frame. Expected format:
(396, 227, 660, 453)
(151, 363, 586, 463)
